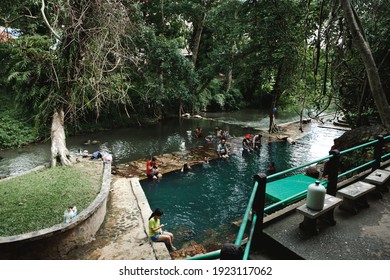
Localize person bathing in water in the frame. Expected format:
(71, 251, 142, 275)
(181, 162, 191, 172)
(194, 127, 203, 138)
(277, 135, 296, 144)
(242, 134, 253, 153)
(217, 137, 229, 159)
(252, 134, 262, 149)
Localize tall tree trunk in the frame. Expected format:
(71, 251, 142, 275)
(51, 108, 71, 167)
(225, 68, 233, 92)
(192, 12, 206, 66)
(341, 0, 390, 130)
(269, 64, 284, 133)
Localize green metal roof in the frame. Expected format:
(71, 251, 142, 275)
(266, 174, 318, 202)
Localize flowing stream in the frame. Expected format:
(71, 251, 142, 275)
(0, 109, 322, 177)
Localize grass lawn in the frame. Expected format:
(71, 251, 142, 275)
(0, 161, 103, 236)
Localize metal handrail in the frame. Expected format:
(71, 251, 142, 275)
(339, 139, 378, 155)
(188, 134, 389, 260)
(243, 213, 257, 260)
(266, 155, 333, 181)
(337, 160, 376, 178)
(235, 180, 258, 246)
(242, 135, 389, 259)
(187, 250, 221, 260)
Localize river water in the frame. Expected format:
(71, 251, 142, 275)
(0, 109, 318, 177)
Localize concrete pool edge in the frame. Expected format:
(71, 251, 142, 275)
(129, 178, 172, 260)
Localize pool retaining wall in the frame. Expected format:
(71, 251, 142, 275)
(129, 178, 171, 260)
(0, 162, 111, 260)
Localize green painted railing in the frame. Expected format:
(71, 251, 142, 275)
(382, 134, 390, 160)
(186, 250, 221, 260)
(243, 214, 257, 260)
(235, 180, 259, 246)
(337, 160, 376, 178)
(188, 134, 390, 260)
(263, 135, 390, 217)
(266, 155, 333, 181)
(339, 139, 377, 155)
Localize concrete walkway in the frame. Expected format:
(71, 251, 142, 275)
(261, 172, 390, 260)
(66, 177, 171, 260)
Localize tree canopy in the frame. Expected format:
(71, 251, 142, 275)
(0, 0, 389, 151)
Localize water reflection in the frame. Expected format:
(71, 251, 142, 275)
(0, 110, 340, 180)
(0, 117, 257, 177)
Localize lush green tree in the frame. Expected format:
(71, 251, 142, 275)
(1, 0, 389, 152)
(232, 0, 307, 132)
(1, 1, 141, 165)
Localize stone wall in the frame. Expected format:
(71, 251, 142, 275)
(0, 162, 111, 260)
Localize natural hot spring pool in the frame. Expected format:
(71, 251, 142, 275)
(140, 126, 344, 250)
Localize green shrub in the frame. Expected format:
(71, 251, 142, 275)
(0, 114, 37, 149)
(0, 94, 38, 149)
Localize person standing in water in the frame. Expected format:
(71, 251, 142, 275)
(252, 134, 262, 149)
(242, 134, 252, 153)
(148, 208, 176, 251)
(181, 162, 192, 172)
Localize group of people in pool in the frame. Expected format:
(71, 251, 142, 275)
(146, 156, 210, 180)
(146, 127, 276, 179)
(146, 129, 280, 253)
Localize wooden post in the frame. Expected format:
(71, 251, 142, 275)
(372, 135, 384, 171)
(327, 149, 340, 196)
(251, 173, 267, 251)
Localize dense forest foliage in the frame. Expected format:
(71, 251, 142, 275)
(0, 0, 389, 151)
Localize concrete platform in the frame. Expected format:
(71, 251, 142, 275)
(261, 191, 390, 260)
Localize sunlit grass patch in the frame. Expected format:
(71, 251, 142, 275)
(0, 163, 102, 236)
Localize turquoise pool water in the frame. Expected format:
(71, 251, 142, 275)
(140, 125, 344, 250)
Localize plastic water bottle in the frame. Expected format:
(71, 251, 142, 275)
(64, 209, 71, 223)
(306, 181, 326, 210)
